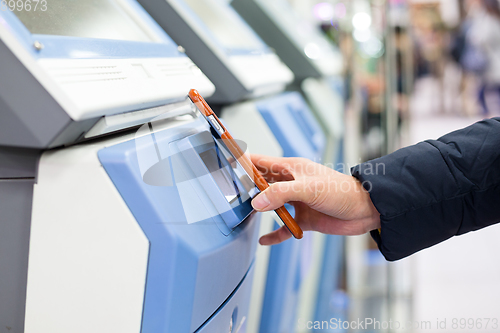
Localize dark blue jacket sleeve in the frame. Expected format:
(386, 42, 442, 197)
(351, 117, 500, 261)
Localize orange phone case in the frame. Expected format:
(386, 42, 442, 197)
(189, 89, 303, 239)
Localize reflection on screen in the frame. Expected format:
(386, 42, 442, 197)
(183, 0, 263, 50)
(199, 148, 240, 204)
(214, 138, 260, 200)
(14, 0, 153, 42)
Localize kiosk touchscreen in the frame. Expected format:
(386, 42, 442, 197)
(0, 0, 214, 148)
(25, 99, 261, 333)
(232, 0, 343, 83)
(136, 0, 294, 103)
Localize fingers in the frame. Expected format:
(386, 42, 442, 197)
(251, 181, 313, 212)
(250, 154, 287, 170)
(250, 154, 295, 182)
(259, 225, 292, 245)
(259, 171, 294, 183)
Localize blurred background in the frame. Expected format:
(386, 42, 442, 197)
(2, 0, 499, 332)
(287, 0, 500, 332)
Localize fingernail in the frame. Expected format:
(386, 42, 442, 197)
(252, 192, 270, 210)
(259, 236, 271, 246)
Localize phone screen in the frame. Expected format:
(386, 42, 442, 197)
(208, 117, 259, 190)
(188, 89, 303, 238)
(199, 148, 241, 204)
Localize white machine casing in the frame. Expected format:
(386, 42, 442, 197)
(0, 0, 215, 150)
(24, 124, 156, 333)
(0, 25, 214, 123)
(24, 112, 260, 332)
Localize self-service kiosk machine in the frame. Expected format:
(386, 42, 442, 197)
(232, 0, 347, 326)
(222, 92, 328, 333)
(0, 2, 260, 332)
(232, 0, 345, 163)
(232, 0, 343, 82)
(131, 1, 316, 332)
(125, 0, 339, 331)
(137, 0, 294, 103)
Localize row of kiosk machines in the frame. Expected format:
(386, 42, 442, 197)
(228, 1, 348, 331)
(0, 0, 344, 332)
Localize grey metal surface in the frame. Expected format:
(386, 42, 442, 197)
(136, 0, 248, 103)
(49, 117, 100, 148)
(0, 178, 35, 333)
(0, 147, 40, 179)
(231, 0, 321, 83)
(0, 39, 98, 149)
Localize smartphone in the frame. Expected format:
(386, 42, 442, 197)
(189, 89, 303, 239)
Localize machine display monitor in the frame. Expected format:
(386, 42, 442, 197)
(199, 148, 240, 204)
(173, 127, 258, 230)
(13, 0, 155, 42)
(199, 136, 259, 206)
(182, 0, 264, 50)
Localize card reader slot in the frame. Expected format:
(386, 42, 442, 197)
(85, 100, 196, 139)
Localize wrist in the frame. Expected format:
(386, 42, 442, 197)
(353, 176, 381, 231)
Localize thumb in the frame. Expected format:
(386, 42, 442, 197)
(251, 181, 312, 212)
(259, 226, 292, 245)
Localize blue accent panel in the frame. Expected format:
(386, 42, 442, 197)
(286, 102, 326, 154)
(98, 119, 259, 333)
(313, 235, 345, 331)
(0, 9, 33, 46)
(196, 264, 255, 332)
(314, 137, 346, 331)
(258, 91, 346, 332)
(335, 138, 345, 172)
(290, 105, 316, 141)
(30, 35, 181, 59)
(0, 0, 182, 59)
(256, 92, 329, 333)
(259, 111, 297, 158)
(326, 75, 345, 97)
(256, 92, 326, 162)
(221, 200, 254, 229)
(224, 47, 272, 56)
(260, 205, 302, 333)
(260, 237, 301, 332)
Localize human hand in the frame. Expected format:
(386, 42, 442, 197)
(250, 155, 381, 245)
